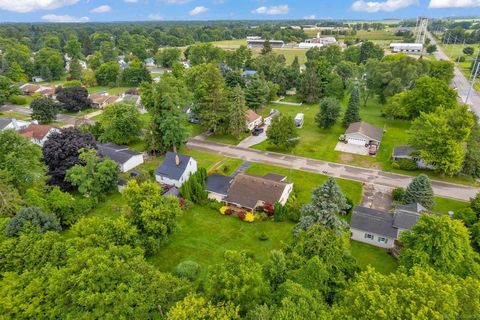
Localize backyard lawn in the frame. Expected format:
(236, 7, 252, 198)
(350, 241, 398, 275)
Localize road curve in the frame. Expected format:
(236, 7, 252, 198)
(187, 138, 479, 202)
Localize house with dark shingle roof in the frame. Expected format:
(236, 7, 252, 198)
(350, 203, 435, 249)
(223, 173, 293, 211)
(98, 143, 144, 173)
(392, 146, 434, 169)
(206, 174, 233, 202)
(344, 122, 383, 146)
(155, 152, 197, 188)
(0, 118, 31, 132)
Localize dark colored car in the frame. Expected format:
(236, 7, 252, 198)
(369, 144, 378, 155)
(252, 127, 264, 136)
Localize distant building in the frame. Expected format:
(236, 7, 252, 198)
(245, 109, 262, 131)
(155, 152, 197, 188)
(89, 93, 120, 109)
(31, 76, 44, 83)
(247, 39, 285, 49)
(390, 43, 423, 54)
(19, 124, 59, 146)
(144, 57, 155, 67)
(98, 143, 144, 173)
(344, 122, 383, 147)
(19, 83, 41, 95)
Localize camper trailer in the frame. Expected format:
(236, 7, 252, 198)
(294, 113, 304, 128)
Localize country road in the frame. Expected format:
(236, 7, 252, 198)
(187, 138, 479, 202)
(427, 32, 480, 118)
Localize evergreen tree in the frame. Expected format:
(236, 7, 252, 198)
(403, 174, 435, 208)
(228, 86, 247, 138)
(316, 97, 341, 129)
(245, 75, 270, 110)
(297, 177, 350, 234)
(342, 86, 361, 127)
(299, 65, 321, 104)
(261, 40, 272, 55)
(69, 58, 82, 80)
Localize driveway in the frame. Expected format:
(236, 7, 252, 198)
(186, 138, 479, 201)
(237, 126, 268, 148)
(335, 142, 370, 156)
(361, 184, 393, 211)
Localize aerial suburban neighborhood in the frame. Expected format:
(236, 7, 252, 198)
(1, 0, 480, 318)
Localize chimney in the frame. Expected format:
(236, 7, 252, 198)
(175, 154, 180, 166)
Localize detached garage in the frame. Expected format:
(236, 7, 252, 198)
(344, 122, 384, 147)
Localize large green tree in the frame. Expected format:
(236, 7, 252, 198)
(403, 174, 435, 208)
(245, 75, 270, 110)
(99, 102, 142, 144)
(166, 294, 239, 320)
(266, 115, 299, 150)
(95, 61, 120, 86)
(228, 86, 248, 138)
(342, 86, 361, 127)
(31, 97, 59, 124)
(316, 97, 341, 129)
(122, 59, 151, 86)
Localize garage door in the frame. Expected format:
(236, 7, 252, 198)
(348, 138, 367, 146)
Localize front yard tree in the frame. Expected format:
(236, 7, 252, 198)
(266, 115, 299, 150)
(31, 97, 59, 124)
(342, 86, 361, 127)
(245, 75, 270, 110)
(123, 180, 182, 255)
(403, 174, 435, 208)
(399, 215, 479, 277)
(0, 130, 45, 192)
(297, 177, 350, 234)
(65, 148, 119, 199)
(56, 86, 92, 112)
(99, 102, 142, 144)
(42, 128, 97, 190)
(316, 97, 341, 129)
(229, 86, 247, 138)
(122, 59, 151, 87)
(409, 105, 474, 175)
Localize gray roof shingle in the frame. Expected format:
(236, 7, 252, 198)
(206, 174, 232, 195)
(0, 118, 12, 130)
(350, 206, 398, 238)
(393, 146, 416, 158)
(155, 152, 192, 180)
(346, 122, 384, 142)
(98, 143, 142, 165)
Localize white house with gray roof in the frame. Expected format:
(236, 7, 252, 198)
(350, 203, 432, 249)
(98, 143, 144, 173)
(344, 122, 383, 146)
(0, 118, 31, 132)
(155, 152, 197, 188)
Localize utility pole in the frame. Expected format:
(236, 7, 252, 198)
(469, 47, 480, 81)
(466, 58, 480, 105)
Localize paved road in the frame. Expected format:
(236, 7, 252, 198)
(187, 138, 479, 202)
(428, 32, 480, 117)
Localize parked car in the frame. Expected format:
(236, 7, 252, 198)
(252, 127, 264, 136)
(189, 116, 201, 124)
(369, 144, 378, 155)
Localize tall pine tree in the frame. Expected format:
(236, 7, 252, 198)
(342, 86, 361, 128)
(403, 174, 435, 208)
(228, 86, 247, 138)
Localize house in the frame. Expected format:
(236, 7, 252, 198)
(242, 70, 257, 77)
(318, 36, 337, 45)
(286, 88, 297, 96)
(392, 146, 434, 169)
(19, 124, 59, 146)
(20, 83, 40, 95)
(224, 173, 293, 211)
(144, 57, 155, 67)
(344, 122, 383, 146)
(206, 174, 233, 201)
(89, 93, 120, 109)
(38, 85, 57, 99)
(31, 76, 44, 83)
(155, 152, 198, 188)
(182, 61, 191, 69)
(350, 203, 433, 249)
(246, 109, 262, 131)
(247, 39, 285, 49)
(390, 43, 423, 54)
(0, 118, 31, 131)
(98, 143, 144, 173)
(120, 93, 145, 113)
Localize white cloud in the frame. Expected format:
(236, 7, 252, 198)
(429, 0, 480, 8)
(303, 15, 316, 19)
(351, 0, 417, 12)
(0, 0, 79, 13)
(41, 14, 89, 22)
(164, 0, 192, 4)
(189, 6, 208, 16)
(252, 5, 290, 15)
(91, 5, 111, 13)
(148, 14, 164, 20)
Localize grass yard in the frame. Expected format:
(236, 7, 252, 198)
(433, 197, 468, 214)
(350, 241, 398, 275)
(206, 131, 250, 145)
(149, 205, 295, 273)
(0, 111, 31, 120)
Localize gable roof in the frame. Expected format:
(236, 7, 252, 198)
(155, 152, 193, 180)
(98, 143, 142, 165)
(246, 109, 261, 123)
(224, 173, 290, 209)
(350, 206, 398, 238)
(346, 122, 383, 142)
(19, 124, 57, 140)
(206, 174, 232, 195)
(393, 203, 430, 230)
(393, 146, 417, 158)
(0, 118, 13, 130)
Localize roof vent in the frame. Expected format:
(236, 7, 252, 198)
(175, 154, 180, 166)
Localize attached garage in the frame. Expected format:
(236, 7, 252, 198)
(344, 122, 384, 147)
(347, 136, 368, 146)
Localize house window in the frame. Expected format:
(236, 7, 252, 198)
(378, 237, 388, 244)
(364, 233, 374, 240)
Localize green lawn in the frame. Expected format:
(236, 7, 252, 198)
(350, 241, 398, 275)
(149, 205, 295, 272)
(209, 157, 244, 176)
(433, 197, 468, 215)
(206, 131, 250, 145)
(0, 111, 31, 120)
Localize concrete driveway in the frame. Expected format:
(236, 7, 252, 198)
(237, 125, 268, 148)
(335, 142, 370, 156)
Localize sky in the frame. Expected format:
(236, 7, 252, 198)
(0, 0, 479, 23)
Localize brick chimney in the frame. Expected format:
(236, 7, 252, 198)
(175, 154, 180, 166)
